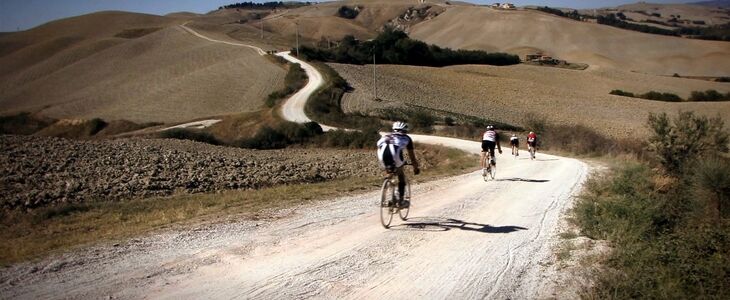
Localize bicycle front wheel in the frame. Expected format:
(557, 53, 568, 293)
(380, 178, 395, 228)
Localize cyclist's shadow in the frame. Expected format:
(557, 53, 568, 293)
(390, 217, 528, 234)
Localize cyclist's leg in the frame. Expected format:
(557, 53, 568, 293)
(396, 167, 406, 203)
(489, 143, 496, 165)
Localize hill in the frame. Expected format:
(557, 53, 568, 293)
(0, 11, 285, 123)
(330, 62, 730, 137)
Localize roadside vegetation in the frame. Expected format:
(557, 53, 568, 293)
(572, 111, 730, 298)
(265, 62, 307, 107)
(610, 89, 730, 102)
(0, 143, 476, 265)
(218, 1, 313, 10)
(298, 28, 520, 67)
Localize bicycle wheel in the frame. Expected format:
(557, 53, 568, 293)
(380, 178, 395, 228)
(530, 148, 536, 160)
(482, 167, 490, 182)
(489, 163, 497, 180)
(399, 179, 411, 221)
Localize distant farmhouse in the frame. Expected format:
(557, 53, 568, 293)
(491, 3, 516, 9)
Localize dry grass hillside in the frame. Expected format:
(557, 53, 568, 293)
(256, 0, 449, 43)
(0, 11, 285, 124)
(331, 63, 730, 137)
(408, 6, 730, 76)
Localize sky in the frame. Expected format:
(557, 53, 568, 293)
(0, 0, 702, 32)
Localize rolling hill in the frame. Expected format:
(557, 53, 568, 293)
(0, 11, 285, 124)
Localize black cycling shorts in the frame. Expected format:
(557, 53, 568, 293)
(510, 139, 519, 146)
(481, 140, 496, 152)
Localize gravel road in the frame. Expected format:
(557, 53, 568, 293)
(0, 137, 589, 299)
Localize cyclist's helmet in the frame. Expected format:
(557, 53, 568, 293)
(512, 133, 516, 137)
(529, 131, 535, 134)
(486, 125, 494, 130)
(392, 121, 409, 132)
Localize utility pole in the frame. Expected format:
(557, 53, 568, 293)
(373, 51, 378, 100)
(295, 22, 300, 57)
(260, 18, 264, 39)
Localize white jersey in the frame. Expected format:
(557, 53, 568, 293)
(377, 133, 412, 168)
(482, 130, 497, 142)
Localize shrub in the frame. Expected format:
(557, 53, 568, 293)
(298, 28, 520, 67)
(236, 121, 323, 149)
(574, 161, 730, 299)
(337, 6, 359, 19)
(315, 127, 380, 149)
(715, 77, 730, 82)
(693, 156, 730, 219)
(522, 112, 547, 134)
(160, 128, 220, 145)
(609, 89, 635, 97)
(688, 89, 730, 102)
(641, 91, 682, 102)
(0, 112, 55, 135)
(266, 63, 307, 107)
(444, 116, 455, 126)
(597, 14, 678, 36)
(408, 110, 436, 133)
(647, 111, 729, 172)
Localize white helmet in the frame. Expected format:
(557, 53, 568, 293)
(529, 131, 534, 134)
(486, 125, 494, 130)
(392, 121, 409, 132)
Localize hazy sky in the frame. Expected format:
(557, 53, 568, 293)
(0, 0, 701, 32)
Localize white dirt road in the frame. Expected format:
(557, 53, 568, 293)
(276, 51, 339, 132)
(0, 26, 591, 300)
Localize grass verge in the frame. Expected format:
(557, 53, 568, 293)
(0, 144, 477, 265)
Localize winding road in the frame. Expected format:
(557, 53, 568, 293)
(0, 24, 590, 300)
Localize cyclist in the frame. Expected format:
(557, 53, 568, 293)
(509, 133, 519, 157)
(377, 121, 420, 208)
(527, 131, 538, 159)
(481, 125, 502, 170)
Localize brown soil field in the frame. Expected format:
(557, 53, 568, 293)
(331, 63, 730, 137)
(0, 11, 285, 124)
(0, 135, 380, 210)
(408, 5, 730, 76)
(607, 3, 730, 26)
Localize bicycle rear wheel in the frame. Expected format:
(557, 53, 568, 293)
(398, 180, 411, 221)
(380, 178, 395, 228)
(489, 164, 497, 179)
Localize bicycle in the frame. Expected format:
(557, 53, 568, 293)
(481, 151, 496, 181)
(380, 164, 412, 229)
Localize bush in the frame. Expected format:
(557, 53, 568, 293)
(641, 91, 683, 102)
(314, 127, 380, 149)
(236, 121, 323, 149)
(574, 161, 730, 299)
(610, 89, 685, 102)
(609, 89, 635, 97)
(693, 156, 730, 219)
(444, 116, 455, 126)
(522, 112, 547, 134)
(337, 6, 359, 19)
(597, 13, 679, 36)
(688, 89, 730, 102)
(0, 112, 55, 135)
(298, 28, 520, 67)
(715, 77, 730, 82)
(647, 111, 729, 173)
(266, 63, 307, 107)
(160, 128, 220, 145)
(408, 110, 436, 133)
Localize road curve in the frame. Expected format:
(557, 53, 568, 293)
(275, 52, 337, 131)
(0, 25, 591, 300)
